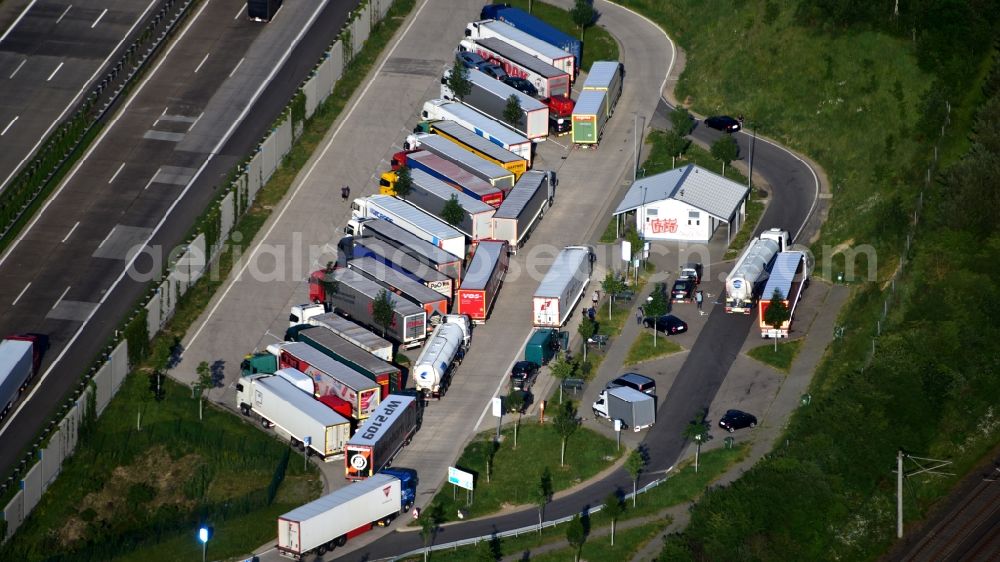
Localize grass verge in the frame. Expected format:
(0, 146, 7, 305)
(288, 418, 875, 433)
(624, 332, 682, 365)
(530, 520, 669, 562)
(502, 0, 620, 65)
(747, 339, 803, 373)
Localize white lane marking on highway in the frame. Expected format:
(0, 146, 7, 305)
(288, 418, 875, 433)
(474, 330, 534, 432)
(46, 61, 64, 81)
(52, 286, 71, 310)
(61, 221, 80, 243)
(0, 0, 38, 45)
(8, 59, 26, 79)
(194, 52, 210, 73)
(229, 57, 244, 77)
(1, 115, 18, 136)
(12, 282, 31, 306)
(186, 0, 430, 349)
(233, 4, 244, 19)
(91, 8, 107, 28)
(108, 162, 126, 183)
(142, 175, 156, 190)
(153, 106, 167, 127)
(98, 226, 116, 248)
(188, 111, 203, 131)
(0, 0, 159, 194)
(56, 4, 72, 24)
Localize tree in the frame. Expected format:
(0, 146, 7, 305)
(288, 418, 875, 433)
(394, 165, 413, 198)
(601, 271, 625, 319)
(318, 261, 339, 308)
(683, 410, 709, 473)
(506, 387, 526, 448)
(603, 491, 624, 546)
(570, 0, 596, 41)
(440, 194, 465, 227)
(661, 130, 690, 168)
(552, 400, 579, 466)
(625, 447, 647, 507)
(644, 286, 668, 347)
(475, 534, 503, 562)
(669, 106, 694, 136)
(195, 361, 212, 421)
(503, 94, 522, 127)
(484, 438, 500, 484)
(549, 352, 576, 403)
(533, 467, 553, 532)
(577, 316, 596, 362)
(764, 288, 791, 351)
(372, 288, 395, 338)
(447, 59, 471, 101)
(710, 134, 740, 176)
(566, 514, 587, 561)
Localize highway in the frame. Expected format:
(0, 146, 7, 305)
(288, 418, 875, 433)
(0, 0, 363, 478)
(0, 0, 161, 194)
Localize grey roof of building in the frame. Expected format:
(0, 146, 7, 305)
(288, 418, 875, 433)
(612, 164, 749, 221)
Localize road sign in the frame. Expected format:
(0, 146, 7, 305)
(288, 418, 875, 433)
(492, 397, 503, 418)
(448, 466, 474, 490)
(622, 240, 632, 262)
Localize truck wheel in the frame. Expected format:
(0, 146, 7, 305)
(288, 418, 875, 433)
(317, 545, 327, 555)
(240, 405, 250, 416)
(260, 418, 270, 428)
(335, 536, 347, 547)
(403, 502, 413, 513)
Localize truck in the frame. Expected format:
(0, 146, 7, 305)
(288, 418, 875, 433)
(458, 37, 571, 99)
(582, 61, 624, 118)
(479, 4, 583, 71)
(758, 251, 810, 338)
(344, 395, 420, 480)
(0, 335, 41, 421)
(571, 89, 608, 145)
(490, 170, 555, 252)
(725, 228, 789, 314)
(592, 386, 656, 432)
(412, 319, 467, 398)
(465, 19, 575, 78)
(277, 469, 415, 559)
(349, 194, 465, 259)
(441, 68, 549, 140)
(403, 133, 516, 191)
(347, 255, 450, 321)
(247, 0, 282, 22)
(235, 373, 351, 458)
(389, 168, 495, 240)
(288, 310, 394, 362)
(524, 328, 563, 366)
(240, 351, 277, 377)
(343, 218, 463, 283)
(326, 267, 428, 348)
(283, 325, 402, 397)
(411, 119, 527, 179)
(385, 150, 505, 207)
(455, 240, 509, 322)
(532, 246, 595, 327)
(421, 99, 533, 166)
(273, 342, 382, 420)
(347, 236, 456, 299)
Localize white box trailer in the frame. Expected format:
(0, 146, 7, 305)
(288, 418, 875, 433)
(459, 37, 570, 98)
(532, 246, 594, 327)
(348, 218, 463, 283)
(416, 120, 528, 179)
(406, 133, 515, 191)
(465, 20, 575, 78)
(327, 268, 428, 349)
(351, 194, 465, 259)
(347, 255, 450, 321)
(235, 374, 351, 459)
(571, 89, 608, 145)
(441, 68, 549, 140)
(344, 395, 420, 480)
(305, 312, 393, 362)
(349, 236, 456, 299)
(758, 251, 809, 337)
(490, 170, 554, 252)
(421, 99, 533, 166)
(582, 61, 624, 118)
(402, 168, 495, 240)
(0, 337, 37, 421)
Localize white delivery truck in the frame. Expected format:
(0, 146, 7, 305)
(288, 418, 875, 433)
(349, 194, 466, 259)
(725, 228, 789, 314)
(421, 99, 533, 166)
(532, 246, 595, 327)
(592, 386, 656, 431)
(490, 170, 555, 252)
(441, 68, 549, 140)
(412, 319, 466, 399)
(465, 19, 575, 77)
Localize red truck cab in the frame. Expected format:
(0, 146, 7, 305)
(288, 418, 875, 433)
(544, 95, 574, 135)
(390, 149, 415, 170)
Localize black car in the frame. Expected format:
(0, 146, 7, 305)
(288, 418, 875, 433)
(502, 76, 538, 97)
(456, 51, 486, 69)
(718, 409, 757, 432)
(704, 115, 741, 133)
(642, 314, 688, 335)
(510, 361, 540, 391)
(679, 262, 703, 284)
(478, 62, 508, 80)
(671, 279, 695, 302)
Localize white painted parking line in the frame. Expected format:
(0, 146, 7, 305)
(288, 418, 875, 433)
(108, 162, 126, 183)
(1, 115, 18, 136)
(11, 282, 31, 306)
(52, 285, 71, 310)
(233, 4, 244, 19)
(142, 175, 156, 191)
(188, 112, 203, 132)
(194, 52, 210, 73)
(56, 4, 72, 23)
(91, 8, 107, 28)
(61, 221, 80, 243)
(547, 137, 567, 149)
(98, 226, 117, 248)
(46, 61, 64, 81)
(229, 57, 244, 77)
(8, 59, 26, 79)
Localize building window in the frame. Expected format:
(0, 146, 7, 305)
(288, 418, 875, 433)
(646, 208, 658, 216)
(688, 211, 701, 226)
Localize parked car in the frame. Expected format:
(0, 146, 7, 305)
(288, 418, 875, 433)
(478, 62, 508, 80)
(456, 51, 486, 69)
(510, 360, 540, 391)
(718, 409, 757, 432)
(679, 262, 703, 284)
(642, 314, 688, 335)
(671, 279, 695, 302)
(502, 76, 539, 97)
(704, 115, 741, 133)
(607, 373, 656, 395)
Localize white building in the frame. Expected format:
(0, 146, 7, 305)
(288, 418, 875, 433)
(612, 164, 749, 243)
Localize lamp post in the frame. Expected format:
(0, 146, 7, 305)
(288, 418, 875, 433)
(198, 527, 210, 562)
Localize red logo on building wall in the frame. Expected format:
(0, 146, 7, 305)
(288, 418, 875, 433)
(650, 218, 678, 234)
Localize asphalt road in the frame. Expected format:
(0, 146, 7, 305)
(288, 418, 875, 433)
(0, 0, 362, 478)
(0, 0, 161, 194)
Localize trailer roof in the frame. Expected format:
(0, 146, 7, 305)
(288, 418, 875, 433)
(297, 326, 397, 376)
(361, 219, 459, 266)
(346, 395, 417, 447)
(366, 195, 465, 244)
(255, 373, 351, 424)
(280, 473, 397, 522)
(607, 385, 651, 402)
(407, 153, 499, 201)
(349, 256, 448, 305)
(430, 121, 524, 165)
(466, 68, 546, 112)
(493, 171, 546, 220)
(331, 268, 426, 316)
(414, 133, 514, 179)
(309, 312, 392, 350)
(475, 37, 566, 79)
(761, 252, 804, 300)
(573, 90, 605, 116)
(352, 237, 450, 283)
(0, 339, 32, 384)
(409, 167, 494, 214)
(582, 61, 622, 90)
(477, 20, 570, 62)
(281, 343, 381, 391)
(461, 240, 508, 290)
(432, 100, 530, 147)
(534, 246, 591, 298)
